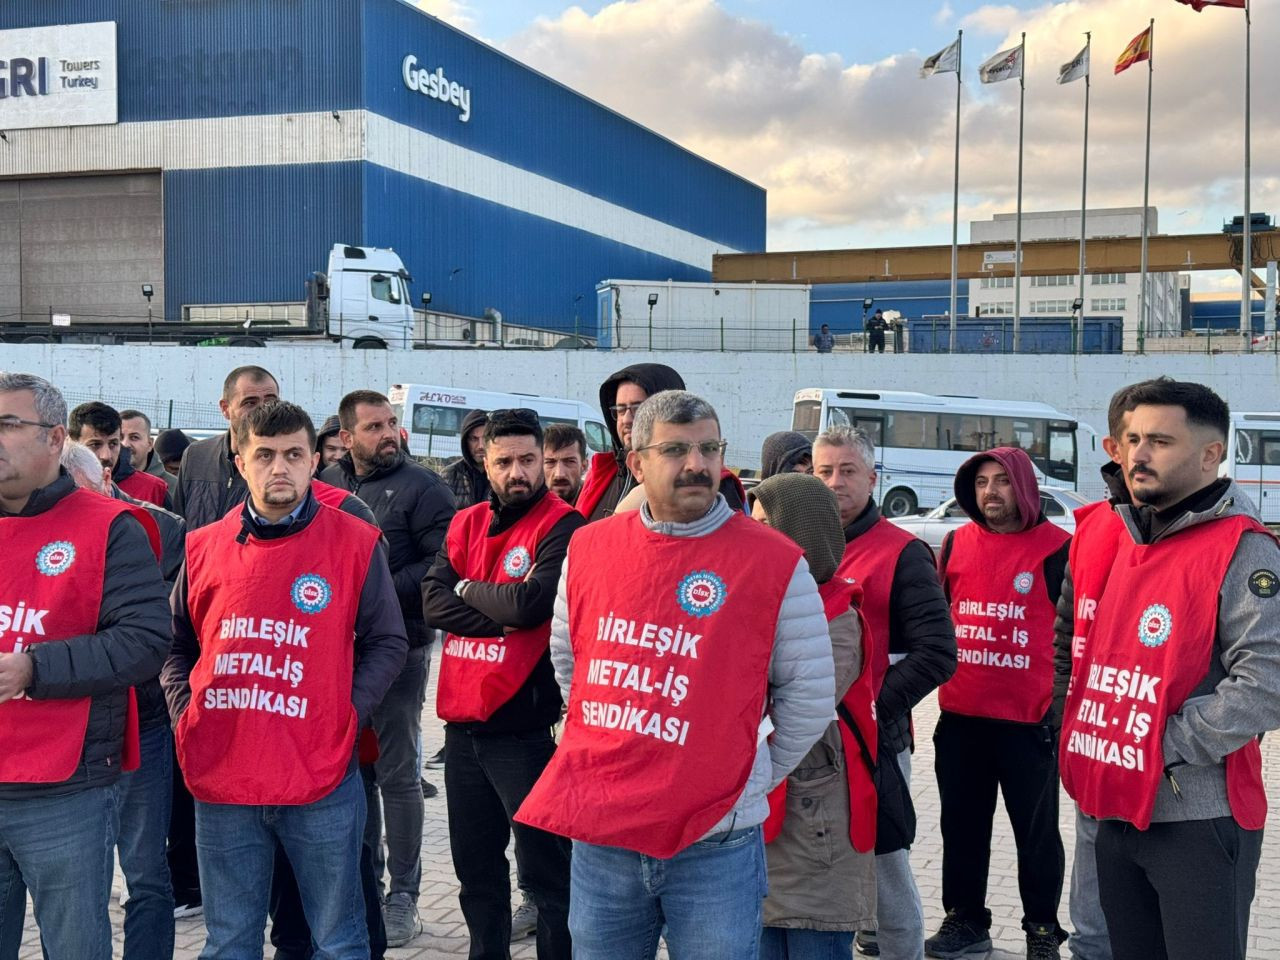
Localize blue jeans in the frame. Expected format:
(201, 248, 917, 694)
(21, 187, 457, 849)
(569, 825, 768, 960)
(0, 785, 119, 960)
(116, 722, 176, 960)
(195, 769, 367, 960)
(759, 928, 855, 959)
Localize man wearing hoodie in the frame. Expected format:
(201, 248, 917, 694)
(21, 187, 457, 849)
(930, 446, 1071, 959)
(576, 363, 744, 521)
(1059, 380, 1280, 960)
(316, 414, 346, 472)
(759, 430, 813, 479)
(443, 410, 492, 508)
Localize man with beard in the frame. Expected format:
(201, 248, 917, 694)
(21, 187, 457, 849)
(929, 447, 1071, 959)
(69, 402, 171, 508)
(321, 389, 456, 947)
(422, 408, 584, 960)
(120, 409, 178, 498)
(442, 410, 492, 508)
(542, 423, 587, 505)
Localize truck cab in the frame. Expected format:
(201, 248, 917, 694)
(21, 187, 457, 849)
(319, 245, 418, 349)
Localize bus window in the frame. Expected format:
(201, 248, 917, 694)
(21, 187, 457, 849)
(1236, 429, 1259, 465)
(1043, 425, 1077, 484)
(584, 420, 612, 454)
(793, 400, 822, 437)
(412, 403, 465, 437)
(825, 407, 884, 445)
(884, 412, 938, 449)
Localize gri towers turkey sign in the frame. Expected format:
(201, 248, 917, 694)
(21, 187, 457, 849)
(0, 22, 118, 130)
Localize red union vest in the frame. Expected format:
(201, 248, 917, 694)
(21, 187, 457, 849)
(178, 504, 380, 805)
(836, 517, 917, 698)
(311, 479, 351, 511)
(576, 452, 621, 520)
(939, 520, 1069, 723)
(436, 492, 575, 722)
(1061, 501, 1125, 712)
(515, 511, 802, 857)
(1060, 513, 1268, 829)
(118, 469, 169, 507)
(764, 576, 879, 852)
(0, 489, 135, 783)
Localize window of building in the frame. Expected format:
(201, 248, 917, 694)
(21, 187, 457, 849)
(982, 301, 1014, 315)
(1091, 273, 1126, 285)
(1030, 275, 1077, 287)
(1091, 298, 1127, 312)
(980, 276, 1014, 289)
(1029, 299, 1074, 314)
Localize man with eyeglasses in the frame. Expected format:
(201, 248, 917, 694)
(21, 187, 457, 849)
(423, 408, 584, 960)
(517, 390, 835, 959)
(577, 364, 745, 521)
(0, 372, 171, 960)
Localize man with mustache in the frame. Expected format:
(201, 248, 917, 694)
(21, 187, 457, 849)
(930, 446, 1071, 959)
(321, 389, 456, 947)
(422, 408, 585, 960)
(1059, 380, 1280, 960)
(542, 423, 587, 506)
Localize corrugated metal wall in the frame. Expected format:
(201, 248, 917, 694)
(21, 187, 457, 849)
(810, 280, 972, 334)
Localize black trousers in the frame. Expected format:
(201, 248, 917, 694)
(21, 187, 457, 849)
(167, 741, 201, 905)
(868, 331, 886, 353)
(1095, 817, 1262, 960)
(933, 711, 1064, 928)
(444, 725, 571, 960)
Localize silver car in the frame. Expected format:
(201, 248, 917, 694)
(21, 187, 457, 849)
(889, 486, 1093, 551)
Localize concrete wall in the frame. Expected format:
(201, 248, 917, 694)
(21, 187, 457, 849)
(8, 344, 1280, 470)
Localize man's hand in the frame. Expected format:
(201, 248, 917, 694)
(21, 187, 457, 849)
(0, 652, 35, 704)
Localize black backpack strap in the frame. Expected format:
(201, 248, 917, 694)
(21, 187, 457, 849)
(836, 702, 877, 775)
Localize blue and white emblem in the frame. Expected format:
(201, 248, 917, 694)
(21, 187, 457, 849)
(1012, 571, 1035, 595)
(677, 570, 728, 619)
(36, 541, 76, 577)
(1138, 603, 1172, 648)
(291, 574, 332, 615)
(503, 545, 533, 578)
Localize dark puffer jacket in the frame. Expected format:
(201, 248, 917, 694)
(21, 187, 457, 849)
(0, 472, 172, 800)
(171, 431, 246, 531)
(441, 409, 491, 508)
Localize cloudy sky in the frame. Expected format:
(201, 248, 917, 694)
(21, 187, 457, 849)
(417, 0, 1276, 292)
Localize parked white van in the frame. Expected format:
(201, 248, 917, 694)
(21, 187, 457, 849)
(388, 384, 612, 462)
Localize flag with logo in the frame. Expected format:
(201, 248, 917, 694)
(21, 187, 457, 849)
(921, 39, 961, 78)
(1057, 44, 1090, 84)
(1173, 0, 1245, 10)
(979, 45, 1023, 84)
(1115, 26, 1153, 74)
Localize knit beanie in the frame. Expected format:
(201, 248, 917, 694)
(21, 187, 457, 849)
(749, 473, 845, 584)
(759, 430, 813, 480)
(153, 428, 191, 462)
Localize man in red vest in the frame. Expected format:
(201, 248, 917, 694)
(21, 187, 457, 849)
(69, 401, 171, 508)
(0, 372, 171, 960)
(120, 408, 178, 499)
(163, 401, 409, 958)
(515, 390, 836, 959)
(422, 408, 584, 959)
(1059, 380, 1280, 960)
(813, 425, 955, 960)
(930, 447, 1071, 959)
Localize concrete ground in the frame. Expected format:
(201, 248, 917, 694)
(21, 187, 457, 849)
(16, 646, 1280, 958)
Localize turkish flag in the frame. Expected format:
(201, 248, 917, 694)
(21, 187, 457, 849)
(1174, 0, 1247, 10)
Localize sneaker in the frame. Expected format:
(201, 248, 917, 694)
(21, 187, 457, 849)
(925, 911, 991, 958)
(173, 901, 203, 920)
(421, 777, 438, 799)
(855, 929, 880, 956)
(1024, 922, 1066, 960)
(511, 893, 539, 940)
(425, 748, 446, 770)
(383, 891, 421, 947)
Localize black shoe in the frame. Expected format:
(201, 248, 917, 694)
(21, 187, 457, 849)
(855, 929, 880, 956)
(424, 748, 445, 770)
(925, 911, 991, 958)
(420, 778, 438, 799)
(1024, 922, 1066, 960)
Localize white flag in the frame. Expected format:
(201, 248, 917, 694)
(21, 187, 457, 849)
(979, 44, 1023, 84)
(920, 39, 961, 79)
(1057, 44, 1089, 84)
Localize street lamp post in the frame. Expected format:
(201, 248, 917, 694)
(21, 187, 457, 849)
(141, 284, 154, 344)
(862, 297, 874, 353)
(647, 293, 659, 351)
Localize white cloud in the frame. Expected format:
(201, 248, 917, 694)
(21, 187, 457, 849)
(959, 4, 1024, 35)
(414, 0, 477, 33)
(935, 2, 956, 27)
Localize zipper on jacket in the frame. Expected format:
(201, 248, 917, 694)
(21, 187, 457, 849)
(1163, 764, 1183, 800)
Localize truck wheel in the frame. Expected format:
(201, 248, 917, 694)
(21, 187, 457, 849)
(228, 336, 265, 347)
(21, 335, 54, 343)
(353, 338, 387, 350)
(882, 487, 918, 518)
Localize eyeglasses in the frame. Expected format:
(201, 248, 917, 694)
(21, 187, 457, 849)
(487, 408, 540, 426)
(0, 416, 57, 433)
(633, 439, 728, 460)
(609, 402, 645, 418)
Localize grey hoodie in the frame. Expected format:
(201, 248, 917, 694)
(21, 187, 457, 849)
(1112, 480, 1280, 822)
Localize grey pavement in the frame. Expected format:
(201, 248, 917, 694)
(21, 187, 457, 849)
(16, 647, 1280, 958)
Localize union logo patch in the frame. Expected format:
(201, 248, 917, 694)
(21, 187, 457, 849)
(677, 570, 727, 619)
(1012, 571, 1035, 595)
(503, 545, 533, 578)
(291, 574, 332, 615)
(36, 541, 76, 577)
(1138, 603, 1172, 648)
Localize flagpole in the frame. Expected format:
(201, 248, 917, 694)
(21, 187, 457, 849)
(1138, 18, 1153, 353)
(949, 29, 962, 352)
(1013, 31, 1026, 353)
(1241, 0, 1252, 343)
(1077, 32, 1091, 355)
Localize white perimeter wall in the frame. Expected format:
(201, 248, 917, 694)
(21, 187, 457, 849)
(7, 344, 1279, 470)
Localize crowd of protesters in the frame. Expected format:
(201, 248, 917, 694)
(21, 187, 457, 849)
(1, 363, 1277, 960)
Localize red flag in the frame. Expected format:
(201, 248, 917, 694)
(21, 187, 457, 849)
(1173, 0, 1246, 9)
(1116, 26, 1153, 74)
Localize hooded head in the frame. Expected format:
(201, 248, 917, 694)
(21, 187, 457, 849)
(953, 446, 1042, 533)
(598, 363, 686, 453)
(749, 473, 845, 584)
(760, 430, 812, 479)
(458, 409, 490, 470)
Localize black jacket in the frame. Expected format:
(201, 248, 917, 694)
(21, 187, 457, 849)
(0, 472, 172, 800)
(441, 409, 492, 509)
(421, 485, 585, 734)
(114, 446, 174, 510)
(844, 500, 957, 754)
(163, 491, 409, 734)
(171, 431, 246, 531)
(321, 451, 456, 645)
